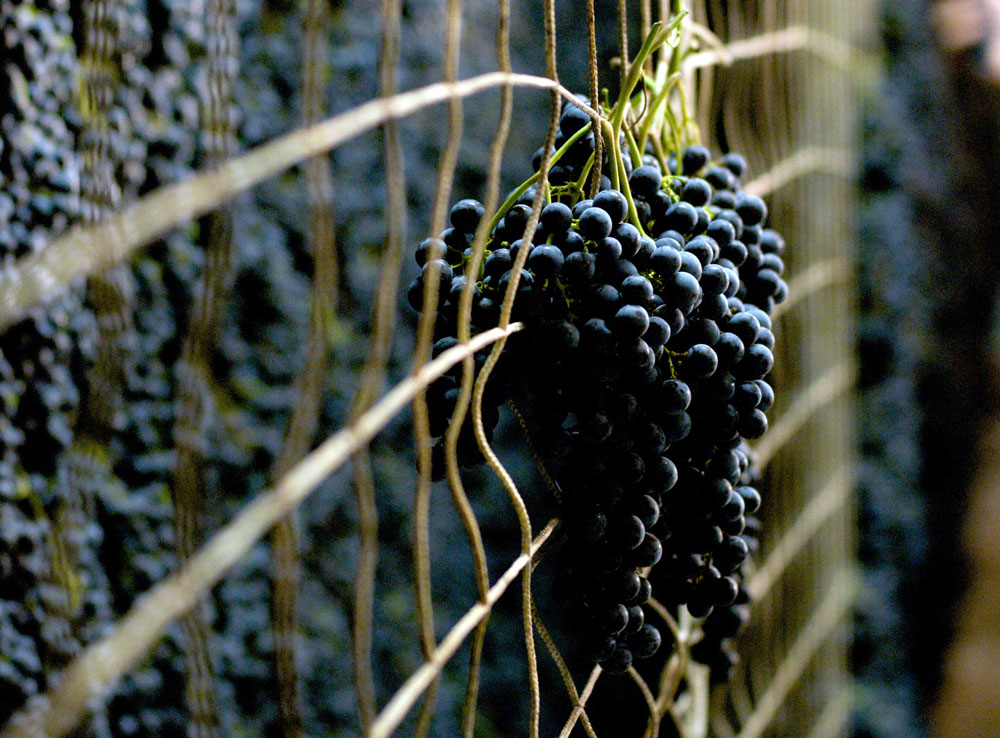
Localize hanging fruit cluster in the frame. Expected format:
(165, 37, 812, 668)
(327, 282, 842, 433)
(407, 19, 786, 679)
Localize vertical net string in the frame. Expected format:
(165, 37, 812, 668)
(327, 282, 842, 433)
(350, 0, 408, 729)
(268, 0, 340, 735)
(169, 0, 239, 734)
(410, 0, 469, 735)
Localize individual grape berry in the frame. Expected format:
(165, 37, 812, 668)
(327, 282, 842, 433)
(743, 243, 765, 272)
(633, 235, 656, 268)
(559, 103, 591, 135)
(760, 229, 785, 255)
(647, 188, 672, 218)
(504, 203, 533, 236)
(724, 312, 760, 346)
(678, 250, 703, 280)
(662, 201, 698, 235)
(415, 237, 446, 266)
(660, 378, 692, 412)
(630, 533, 663, 567)
(629, 624, 662, 658)
(628, 165, 661, 199)
(450, 198, 486, 231)
(572, 199, 595, 218)
(711, 190, 737, 209)
(541, 201, 573, 233)
(712, 577, 740, 607)
(624, 605, 645, 635)
(700, 264, 730, 296)
(579, 206, 614, 240)
(422, 258, 454, 288)
(706, 218, 735, 248)
(484, 248, 512, 279)
(661, 411, 692, 443)
(705, 165, 736, 191)
(643, 316, 670, 349)
(633, 495, 660, 528)
(528, 244, 564, 278)
(714, 332, 746, 369)
(601, 644, 633, 674)
(734, 194, 767, 227)
(738, 408, 768, 439)
(614, 222, 641, 258)
(714, 536, 749, 573)
(733, 380, 762, 411)
(684, 344, 718, 379)
(611, 569, 644, 602)
(754, 380, 775, 412)
(621, 275, 654, 305)
(742, 224, 762, 247)
(668, 271, 703, 314)
(593, 189, 629, 225)
(600, 603, 630, 634)
(719, 489, 746, 521)
(582, 317, 614, 352)
(755, 326, 776, 350)
(761, 252, 784, 276)
(720, 239, 748, 267)
(553, 229, 585, 256)
(563, 250, 596, 283)
(692, 207, 710, 235)
(736, 486, 762, 514)
(681, 178, 712, 206)
(736, 343, 774, 380)
(627, 578, 652, 608)
(613, 304, 650, 339)
(650, 456, 679, 490)
(682, 145, 711, 174)
(650, 244, 682, 276)
(720, 152, 747, 178)
(684, 235, 716, 267)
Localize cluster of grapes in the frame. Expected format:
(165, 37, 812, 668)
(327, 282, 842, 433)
(408, 99, 786, 678)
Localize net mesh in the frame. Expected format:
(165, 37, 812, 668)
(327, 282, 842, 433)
(0, 0, 868, 736)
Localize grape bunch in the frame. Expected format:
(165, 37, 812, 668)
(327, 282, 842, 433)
(408, 99, 787, 678)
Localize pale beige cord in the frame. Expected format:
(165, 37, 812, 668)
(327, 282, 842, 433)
(532, 603, 599, 738)
(347, 0, 409, 729)
(409, 1, 471, 735)
(556, 665, 602, 738)
(0, 73, 596, 329)
(438, 0, 518, 734)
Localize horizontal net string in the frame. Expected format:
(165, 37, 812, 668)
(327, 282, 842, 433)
(0, 71, 596, 330)
(754, 361, 855, 469)
(771, 257, 852, 324)
(735, 570, 856, 738)
(743, 146, 853, 199)
(803, 689, 852, 738)
(747, 467, 855, 602)
(683, 25, 858, 74)
(0, 323, 522, 738)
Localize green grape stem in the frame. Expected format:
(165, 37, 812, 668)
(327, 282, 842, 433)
(487, 121, 595, 234)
